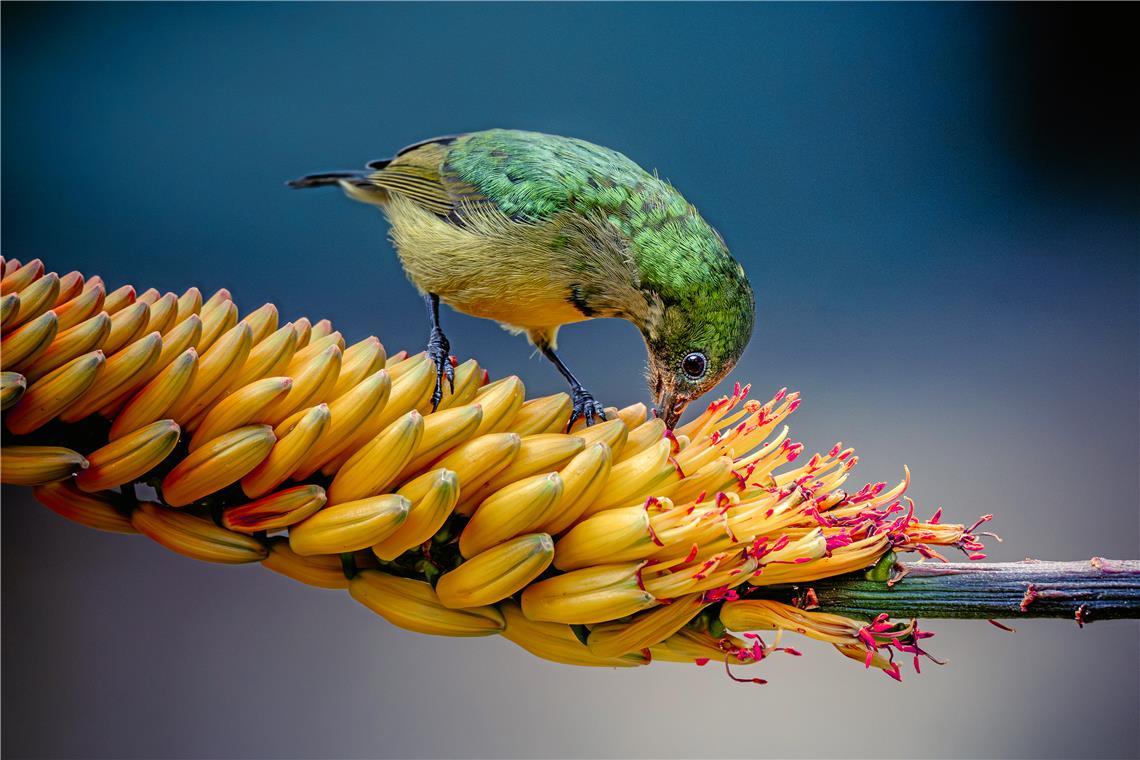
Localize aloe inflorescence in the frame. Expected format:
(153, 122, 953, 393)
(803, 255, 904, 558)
(0, 256, 993, 682)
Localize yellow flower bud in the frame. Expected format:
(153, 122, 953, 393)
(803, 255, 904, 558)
(520, 562, 657, 625)
(153, 313, 202, 369)
(102, 301, 151, 355)
(190, 376, 292, 451)
(616, 418, 666, 462)
(0, 293, 19, 329)
(540, 442, 614, 535)
(371, 468, 460, 561)
(430, 431, 521, 497)
(260, 344, 341, 425)
(166, 322, 253, 424)
(553, 504, 654, 571)
(223, 484, 327, 534)
(161, 424, 276, 507)
(241, 403, 329, 497)
(6, 351, 105, 434)
(109, 349, 199, 440)
(350, 570, 504, 636)
(455, 432, 583, 516)
(59, 332, 163, 422)
(398, 402, 483, 480)
(175, 286, 202, 322)
(436, 533, 554, 608)
(132, 500, 267, 564)
(1, 371, 27, 411)
(231, 323, 297, 388)
(200, 287, 231, 313)
(470, 375, 525, 436)
(33, 480, 136, 534)
(290, 369, 391, 479)
(261, 537, 348, 589)
(581, 438, 676, 517)
(460, 473, 562, 558)
(54, 281, 106, 332)
(8, 271, 59, 328)
(285, 330, 341, 373)
(76, 419, 181, 492)
(587, 593, 708, 658)
(0, 445, 88, 486)
(289, 493, 409, 555)
(196, 299, 237, 353)
(101, 284, 135, 315)
(327, 411, 423, 504)
(146, 292, 179, 335)
(328, 336, 386, 400)
(1, 311, 58, 371)
(0, 258, 44, 295)
(290, 316, 311, 348)
(238, 303, 278, 344)
(23, 312, 111, 382)
(498, 601, 647, 668)
(505, 392, 571, 435)
(52, 271, 85, 307)
(574, 417, 629, 460)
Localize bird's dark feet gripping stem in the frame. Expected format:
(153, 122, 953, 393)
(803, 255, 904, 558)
(540, 345, 606, 430)
(569, 385, 607, 431)
(425, 293, 454, 411)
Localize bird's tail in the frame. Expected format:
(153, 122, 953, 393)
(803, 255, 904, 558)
(287, 166, 391, 206)
(287, 171, 367, 189)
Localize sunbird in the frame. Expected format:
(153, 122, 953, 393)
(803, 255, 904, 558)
(290, 129, 755, 430)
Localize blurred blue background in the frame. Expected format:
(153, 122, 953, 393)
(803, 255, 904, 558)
(3, 3, 1137, 758)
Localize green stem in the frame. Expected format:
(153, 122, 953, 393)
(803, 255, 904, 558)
(766, 559, 1140, 623)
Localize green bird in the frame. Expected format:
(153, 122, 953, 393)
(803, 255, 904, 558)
(290, 129, 755, 430)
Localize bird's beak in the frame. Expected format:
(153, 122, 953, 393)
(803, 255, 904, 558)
(655, 389, 689, 431)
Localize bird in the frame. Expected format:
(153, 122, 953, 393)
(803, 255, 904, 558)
(289, 129, 755, 430)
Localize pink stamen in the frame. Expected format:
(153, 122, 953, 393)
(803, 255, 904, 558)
(724, 658, 767, 685)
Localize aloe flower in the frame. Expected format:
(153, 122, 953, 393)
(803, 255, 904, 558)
(2, 256, 1135, 684)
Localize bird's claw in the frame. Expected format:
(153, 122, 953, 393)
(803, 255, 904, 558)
(427, 327, 454, 412)
(568, 386, 606, 431)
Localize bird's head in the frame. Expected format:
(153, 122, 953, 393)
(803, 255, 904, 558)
(642, 264, 755, 430)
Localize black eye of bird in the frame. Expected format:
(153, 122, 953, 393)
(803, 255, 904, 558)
(681, 352, 707, 379)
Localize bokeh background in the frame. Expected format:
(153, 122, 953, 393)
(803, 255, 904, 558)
(3, 3, 1137, 758)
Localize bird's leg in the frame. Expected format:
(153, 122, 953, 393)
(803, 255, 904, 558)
(539, 345, 606, 429)
(424, 293, 454, 411)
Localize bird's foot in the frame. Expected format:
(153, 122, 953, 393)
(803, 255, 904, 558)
(568, 386, 606, 430)
(427, 327, 454, 411)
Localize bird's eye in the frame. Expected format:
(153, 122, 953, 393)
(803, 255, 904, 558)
(681, 352, 707, 379)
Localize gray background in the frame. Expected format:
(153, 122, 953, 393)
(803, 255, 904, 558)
(2, 3, 1137, 758)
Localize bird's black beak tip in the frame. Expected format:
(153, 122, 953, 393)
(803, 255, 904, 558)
(655, 393, 687, 431)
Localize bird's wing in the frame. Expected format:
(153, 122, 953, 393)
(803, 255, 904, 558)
(360, 134, 502, 222)
(437, 130, 656, 223)
(361, 139, 458, 217)
(363, 130, 654, 225)
(364, 129, 665, 229)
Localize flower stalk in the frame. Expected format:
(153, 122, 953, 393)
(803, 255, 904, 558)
(767, 558, 1140, 623)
